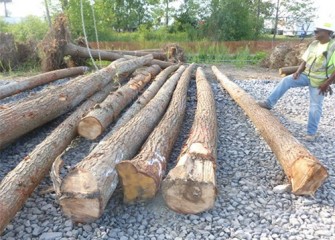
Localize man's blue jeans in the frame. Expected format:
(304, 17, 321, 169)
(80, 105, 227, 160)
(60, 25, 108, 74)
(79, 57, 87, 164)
(265, 73, 325, 135)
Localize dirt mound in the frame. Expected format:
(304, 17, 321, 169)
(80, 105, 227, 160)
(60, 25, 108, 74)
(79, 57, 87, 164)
(0, 33, 18, 72)
(262, 42, 309, 69)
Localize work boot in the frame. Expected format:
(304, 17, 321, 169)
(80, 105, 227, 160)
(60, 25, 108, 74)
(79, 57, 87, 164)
(304, 134, 318, 142)
(257, 100, 272, 110)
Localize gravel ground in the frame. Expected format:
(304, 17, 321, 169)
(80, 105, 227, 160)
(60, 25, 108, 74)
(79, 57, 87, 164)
(1, 65, 335, 240)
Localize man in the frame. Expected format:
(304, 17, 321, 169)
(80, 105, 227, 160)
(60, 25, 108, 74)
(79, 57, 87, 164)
(258, 20, 335, 141)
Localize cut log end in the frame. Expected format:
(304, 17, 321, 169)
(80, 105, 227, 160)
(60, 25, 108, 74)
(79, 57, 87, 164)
(78, 116, 103, 140)
(60, 169, 102, 222)
(116, 161, 156, 203)
(291, 157, 328, 195)
(162, 179, 216, 214)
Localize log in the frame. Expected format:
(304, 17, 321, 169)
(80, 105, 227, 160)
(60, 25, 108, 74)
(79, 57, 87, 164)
(0, 76, 124, 234)
(78, 65, 162, 139)
(111, 50, 166, 61)
(279, 66, 299, 76)
(116, 64, 194, 203)
(0, 66, 89, 100)
(212, 66, 328, 195)
(111, 64, 180, 132)
(57, 65, 186, 223)
(161, 67, 218, 214)
(0, 54, 153, 149)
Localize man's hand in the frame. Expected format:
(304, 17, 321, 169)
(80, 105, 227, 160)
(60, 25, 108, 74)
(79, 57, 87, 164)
(292, 71, 300, 79)
(319, 81, 333, 96)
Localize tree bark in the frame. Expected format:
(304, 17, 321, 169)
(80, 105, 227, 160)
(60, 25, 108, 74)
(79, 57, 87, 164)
(279, 66, 299, 76)
(116, 64, 194, 203)
(110, 64, 180, 133)
(0, 77, 123, 234)
(57, 65, 186, 223)
(0, 55, 153, 149)
(78, 65, 162, 139)
(161, 67, 218, 214)
(0, 66, 89, 100)
(212, 66, 328, 195)
(64, 43, 166, 61)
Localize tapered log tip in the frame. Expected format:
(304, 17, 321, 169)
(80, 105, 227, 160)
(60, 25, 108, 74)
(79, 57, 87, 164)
(291, 157, 328, 195)
(161, 179, 216, 214)
(78, 116, 103, 140)
(116, 161, 157, 203)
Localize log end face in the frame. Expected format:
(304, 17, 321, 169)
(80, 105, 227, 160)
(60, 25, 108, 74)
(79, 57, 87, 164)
(161, 179, 216, 214)
(116, 161, 157, 203)
(291, 158, 328, 195)
(60, 198, 101, 223)
(78, 116, 103, 140)
(59, 169, 102, 223)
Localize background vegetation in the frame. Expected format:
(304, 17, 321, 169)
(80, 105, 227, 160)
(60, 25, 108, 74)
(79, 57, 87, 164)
(0, 0, 316, 70)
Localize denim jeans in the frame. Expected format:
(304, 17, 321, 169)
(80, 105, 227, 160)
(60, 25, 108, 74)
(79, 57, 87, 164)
(265, 73, 325, 135)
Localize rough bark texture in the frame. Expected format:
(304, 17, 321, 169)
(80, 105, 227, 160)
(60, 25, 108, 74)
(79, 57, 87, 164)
(0, 55, 153, 149)
(78, 65, 161, 139)
(0, 78, 123, 234)
(162, 67, 218, 214)
(279, 66, 299, 76)
(110, 65, 179, 132)
(0, 66, 89, 100)
(212, 66, 328, 195)
(57, 65, 186, 223)
(111, 50, 166, 61)
(116, 64, 194, 203)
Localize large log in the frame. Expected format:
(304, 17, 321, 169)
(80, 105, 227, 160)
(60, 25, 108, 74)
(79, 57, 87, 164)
(0, 76, 124, 234)
(116, 64, 194, 203)
(57, 65, 186, 223)
(279, 66, 299, 76)
(111, 49, 166, 61)
(212, 66, 328, 195)
(0, 55, 153, 149)
(78, 65, 162, 139)
(110, 64, 179, 133)
(161, 67, 218, 214)
(0, 66, 89, 100)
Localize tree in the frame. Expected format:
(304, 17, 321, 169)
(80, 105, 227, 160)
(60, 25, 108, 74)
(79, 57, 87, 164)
(0, 0, 12, 17)
(271, 0, 316, 39)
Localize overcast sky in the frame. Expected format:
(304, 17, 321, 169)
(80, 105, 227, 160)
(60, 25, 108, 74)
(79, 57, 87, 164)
(0, 0, 334, 20)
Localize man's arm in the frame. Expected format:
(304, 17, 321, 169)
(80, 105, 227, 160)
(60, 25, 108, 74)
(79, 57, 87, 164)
(293, 61, 306, 79)
(319, 71, 335, 94)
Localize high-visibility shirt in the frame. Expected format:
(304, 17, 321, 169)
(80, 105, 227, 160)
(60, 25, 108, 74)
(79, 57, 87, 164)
(302, 39, 335, 87)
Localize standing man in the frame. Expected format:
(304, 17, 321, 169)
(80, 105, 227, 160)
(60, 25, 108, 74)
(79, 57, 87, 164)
(258, 20, 335, 141)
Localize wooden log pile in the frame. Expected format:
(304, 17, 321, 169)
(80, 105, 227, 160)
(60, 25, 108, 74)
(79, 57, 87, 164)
(0, 56, 329, 233)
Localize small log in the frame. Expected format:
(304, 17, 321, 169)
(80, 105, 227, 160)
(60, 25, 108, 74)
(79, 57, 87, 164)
(279, 66, 299, 76)
(111, 50, 166, 61)
(57, 65, 186, 223)
(0, 55, 153, 149)
(0, 76, 124, 234)
(116, 64, 194, 203)
(0, 66, 89, 100)
(161, 67, 218, 214)
(78, 65, 162, 139)
(212, 66, 328, 195)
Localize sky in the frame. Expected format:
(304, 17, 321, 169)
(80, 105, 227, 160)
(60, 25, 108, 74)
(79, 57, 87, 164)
(0, 0, 334, 20)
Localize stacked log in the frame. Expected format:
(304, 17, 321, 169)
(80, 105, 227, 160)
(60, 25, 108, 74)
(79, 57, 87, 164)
(0, 55, 153, 149)
(56, 65, 186, 223)
(0, 66, 89, 100)
(279, 66, 299, 76)
(116, 64, 195, 203)
(78, 65, 162, 139)
(161, 67, 218, 214)
(212, 66, 328, 195)
(0, 71, 125, 234)
(110, 64, 180, 132)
